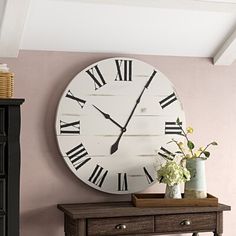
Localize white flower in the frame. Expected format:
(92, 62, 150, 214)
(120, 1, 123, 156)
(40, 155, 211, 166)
(157, 161, 191, 186)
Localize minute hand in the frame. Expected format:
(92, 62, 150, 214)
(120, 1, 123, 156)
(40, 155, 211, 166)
(110, 70, 157, 155)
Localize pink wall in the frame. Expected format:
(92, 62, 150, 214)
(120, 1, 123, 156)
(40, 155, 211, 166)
(1, 50, 235, 236)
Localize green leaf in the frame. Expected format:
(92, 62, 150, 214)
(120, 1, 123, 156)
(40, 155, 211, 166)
(203, 151, 210, 157)
(211, 141, 218, 146)
(187, 140, 195, 150)
(176, 117, 181, 125)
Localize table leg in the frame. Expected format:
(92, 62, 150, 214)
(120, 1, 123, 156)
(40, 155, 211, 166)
(214, 234, 222, 236)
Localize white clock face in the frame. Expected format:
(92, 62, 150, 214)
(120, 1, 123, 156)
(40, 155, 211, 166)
(55, 58, 185, 194)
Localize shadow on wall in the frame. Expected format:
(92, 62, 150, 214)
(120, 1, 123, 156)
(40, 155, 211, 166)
(20, 205, 63, 236)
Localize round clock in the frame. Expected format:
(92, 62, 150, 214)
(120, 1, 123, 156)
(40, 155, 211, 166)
(55, 57, 185, 194)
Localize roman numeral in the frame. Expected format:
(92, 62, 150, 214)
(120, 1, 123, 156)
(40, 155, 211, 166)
(115, 59, 132, 81)
(143, 167, 154, 184)
(158, 147, 175, 160)
(117, 173, 128, 191)
(66, 144, 90, 170)
(86, 65, 106, 90)
(159, 92, 177, 109)
(165, 121, 183, 135)
(60, 120, 80, 134)
(66, 90, 86, 108)
(88, 165, 108, 187)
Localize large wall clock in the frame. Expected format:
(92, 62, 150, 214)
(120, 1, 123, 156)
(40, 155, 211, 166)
(55, 57, 185, 194)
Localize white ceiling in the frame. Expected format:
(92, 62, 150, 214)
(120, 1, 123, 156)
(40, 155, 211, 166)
(1, 0, 236, 65)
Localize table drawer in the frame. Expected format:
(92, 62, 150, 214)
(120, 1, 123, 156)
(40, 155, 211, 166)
(88, 216, 154, 236)
(0, 215, 5, 236)
(155, 213, 216, 233)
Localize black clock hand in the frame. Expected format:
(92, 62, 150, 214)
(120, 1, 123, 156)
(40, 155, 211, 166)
(110, 70, 157, 155)
(93, 105, 123, 129)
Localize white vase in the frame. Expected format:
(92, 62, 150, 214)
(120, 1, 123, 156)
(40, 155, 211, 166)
(184, 158, 207, 198)
(165, 184, 182, 199)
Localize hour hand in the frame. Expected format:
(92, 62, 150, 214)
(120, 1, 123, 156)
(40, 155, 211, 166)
(93, 105, 123, 129)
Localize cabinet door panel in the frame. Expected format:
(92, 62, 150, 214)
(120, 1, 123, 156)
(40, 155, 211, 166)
(0, 142, 5, 175)
(0, 179, 5, 212)
(0, 108, 5, 136)
(0, 215, 5, 236)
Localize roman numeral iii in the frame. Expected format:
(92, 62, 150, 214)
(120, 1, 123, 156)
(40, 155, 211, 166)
(165, 121, 183, 135)
(88, 165, 108, 187)
(158, 147, 175, 160)
(60, 120, 80, 134)
(66, 90, 86, 108)
(66, 143, 91, 170)
(86, 65, 106, 90)
(115, 59, 132, 81)
(117, 173, 128, 191)
(159, 92, 177, 109)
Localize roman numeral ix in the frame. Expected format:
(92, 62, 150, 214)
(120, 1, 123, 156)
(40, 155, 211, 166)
(60, 120, 80, 134)
(88, 165, 108, 187)
(115, 59, 132, 81)
(66, 144, 91, 170)
(159, 92, 177, 109)
(66, 90, 86, 108)
(86, 65, 106, 90)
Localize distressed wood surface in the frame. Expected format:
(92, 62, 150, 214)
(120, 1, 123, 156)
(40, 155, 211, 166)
(58, 201, 231, 219)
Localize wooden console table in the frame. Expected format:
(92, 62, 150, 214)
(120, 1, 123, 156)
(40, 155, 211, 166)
(58, 201, 230, 236)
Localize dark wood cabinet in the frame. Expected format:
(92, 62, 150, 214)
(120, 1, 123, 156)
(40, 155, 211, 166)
(58, 201, 230, 236)
(0, 99, 24, 236)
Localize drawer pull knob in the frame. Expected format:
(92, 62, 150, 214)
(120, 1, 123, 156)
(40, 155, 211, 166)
(115, 224, 127, 230)
(181, 220, 191, 226)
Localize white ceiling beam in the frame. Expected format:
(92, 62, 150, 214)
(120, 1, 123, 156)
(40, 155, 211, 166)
(0, 0, 31, 57)
(213, 27, 236, 65)
(70, 0, 236, 12)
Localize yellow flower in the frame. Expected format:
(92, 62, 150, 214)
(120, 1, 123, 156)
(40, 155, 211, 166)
(199, 147, 204, 151)
(178, 142, 184, 147)
(194, 150, 202, 157)
(185, 154, 191, 159)
(187, 127, 194, 134)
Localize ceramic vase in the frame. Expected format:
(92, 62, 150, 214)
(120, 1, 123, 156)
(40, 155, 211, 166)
(184, 158, 207, 198)
(165, 184, 182, 199)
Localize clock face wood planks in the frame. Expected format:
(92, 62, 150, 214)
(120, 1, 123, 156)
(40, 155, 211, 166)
(55, 58, 185, 194)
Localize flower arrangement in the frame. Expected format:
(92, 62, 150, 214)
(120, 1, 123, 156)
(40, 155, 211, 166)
(170, 118, 218, 164)
(156, 118, 217, 190)
(157, 161, 190, 186)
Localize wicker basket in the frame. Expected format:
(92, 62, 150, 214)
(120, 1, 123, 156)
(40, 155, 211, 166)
(0, 72, 14, 98)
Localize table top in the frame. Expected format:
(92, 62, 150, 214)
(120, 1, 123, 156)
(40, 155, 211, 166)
(58, 201, 231, 219)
